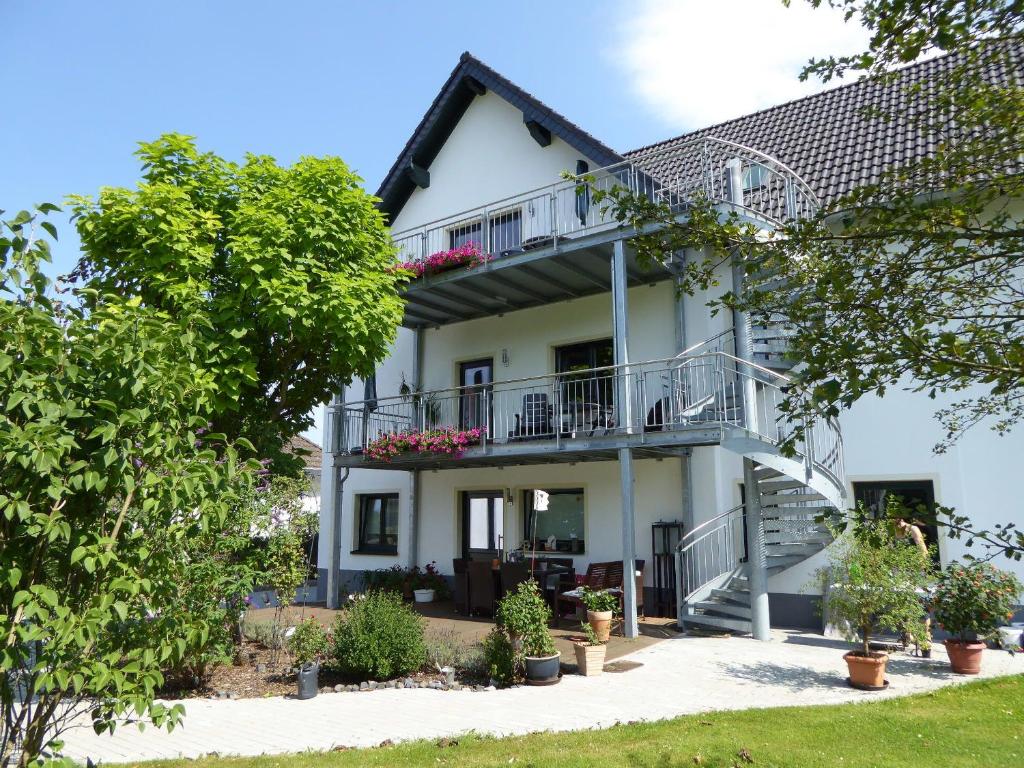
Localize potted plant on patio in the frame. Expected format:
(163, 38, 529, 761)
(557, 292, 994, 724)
(497, 580, 560, 684)
(572, 621, 607, 676)
(931, 561, 1023, 674)
(288, 617, 329, 700)
(825, 520, 931, 690)
(578, 586, 618, 643)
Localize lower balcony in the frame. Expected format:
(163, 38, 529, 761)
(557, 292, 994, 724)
(329, 352, 807, 470)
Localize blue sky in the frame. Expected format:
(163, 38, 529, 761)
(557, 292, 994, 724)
(3, 0, 864, 442)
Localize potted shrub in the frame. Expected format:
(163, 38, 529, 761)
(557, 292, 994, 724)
(497, 580, 560, 684)
(931, 561, 1023, 674)
(410, 561, 449, 603)
(288, 617, 329, 700)
(572, 622, 607, 676)
(824, 521, 932, 690)
(578, 586, 618, 642)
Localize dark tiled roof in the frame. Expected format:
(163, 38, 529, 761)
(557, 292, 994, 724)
(626, 42, 1024, 204)
(375, 52, 622, 221)
(286, 434, 322, 471)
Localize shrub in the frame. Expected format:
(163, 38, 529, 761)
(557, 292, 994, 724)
(288, 618, 329, 668)
(481, 628, 518, 684)
(496, 580, 555, 657)
(331, 591, 426, 679)
(825, 519, 933, 656)
(425, 627, 469, 671)
(932, 561, 1023, 643)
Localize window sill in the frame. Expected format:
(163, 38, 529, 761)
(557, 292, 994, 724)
(350, 549, 399, 557)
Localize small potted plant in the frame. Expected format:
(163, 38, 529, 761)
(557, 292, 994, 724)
(578, 586, 618, 642)
(288, 617, 329, 700)
(931, 561, 1023, 674)
(824, 521, 931, 690)
(572, 621, 607, 676)
(497, 580, 560, 684)
(410, 561, 449, 603)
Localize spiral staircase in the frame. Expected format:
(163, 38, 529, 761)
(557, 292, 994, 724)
(670, 328, 847, 635)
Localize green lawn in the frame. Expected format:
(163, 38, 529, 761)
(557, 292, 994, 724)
(138, 676, 1022, 768)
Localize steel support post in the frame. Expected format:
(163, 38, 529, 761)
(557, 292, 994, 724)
(743, 457, 771, 640)
(612, 239, 639, 638)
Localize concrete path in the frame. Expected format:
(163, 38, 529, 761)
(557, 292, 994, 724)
(60, 631, 1022, 763)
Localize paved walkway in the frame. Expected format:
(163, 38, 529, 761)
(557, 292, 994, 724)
(61, 631, 1022, 763)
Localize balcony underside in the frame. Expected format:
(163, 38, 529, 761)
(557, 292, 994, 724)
(333, 423, 730, 471)
(400, 222, 680, 329)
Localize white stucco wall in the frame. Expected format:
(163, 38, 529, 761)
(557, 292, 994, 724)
(390, 90, 605, 234)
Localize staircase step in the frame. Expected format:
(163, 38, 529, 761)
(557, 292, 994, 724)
(761, 491, 827, 505)
(710, 587, 750, 603)
(765, 553, 805, 570)
(763, 505, 837, 519)
(681, 613, 752, 634)
(757, 479, 807, 492)
(764, 530, 832, 545)
(693, 600, 753, 620)
(752, 467, 783, 481)
(765, 542, 825, 557)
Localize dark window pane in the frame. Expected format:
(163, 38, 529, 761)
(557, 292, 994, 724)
(524, 488, 584, 553)
(490, 210, 522, 253)
(357, 494, 399, 554)
(449, 221, 482, 250)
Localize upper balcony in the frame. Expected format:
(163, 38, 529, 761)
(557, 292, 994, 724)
(393, 136, 819, 329)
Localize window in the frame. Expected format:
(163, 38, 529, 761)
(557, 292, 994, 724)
(489, 209, 522, 254)
(461, 491, 504, 558)
(555, 339, 615, 409)
(355, 493, 399, 554)
(524, 488, 585, 553)
(742, 163, 772, 191)
(458, 358, 492, 432)
(447, 210, 522, 254)
(449, 220, 482, 250)
(852, 480, 940, 565)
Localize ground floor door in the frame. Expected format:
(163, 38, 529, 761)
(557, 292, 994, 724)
(461, 490, 505, 561)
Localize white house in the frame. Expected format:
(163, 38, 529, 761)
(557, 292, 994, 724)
(317, 49, 1024, 637)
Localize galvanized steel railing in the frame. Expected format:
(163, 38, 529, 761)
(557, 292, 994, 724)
(674, 504, 747, 611)
(330, 350, 843, 491)
(390, 136, 820, 268)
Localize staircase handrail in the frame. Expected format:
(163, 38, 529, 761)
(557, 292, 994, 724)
(675, 503, 747, 605)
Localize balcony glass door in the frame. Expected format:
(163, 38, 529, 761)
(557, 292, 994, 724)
(459, 358, 492, 433)
(555, 339, 614, 433)
(462, 491, 505, 560)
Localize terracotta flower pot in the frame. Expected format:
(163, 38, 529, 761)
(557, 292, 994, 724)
(574, 642, 607, 676)
(945, 639, 985, 674)
(844, 651, 888, 689)
(587, 609, 613, 643)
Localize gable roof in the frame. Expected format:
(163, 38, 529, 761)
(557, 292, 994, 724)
(375, 52, 622, 221)
(626, 41, 1024, 204)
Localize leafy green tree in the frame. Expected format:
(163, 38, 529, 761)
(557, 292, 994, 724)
(0, 208, 253, 766)
(590, 0, 1023, 560)
(68, 134, 407, 471)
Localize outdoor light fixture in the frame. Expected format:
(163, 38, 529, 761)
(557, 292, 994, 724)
(501, 348, 511, 367)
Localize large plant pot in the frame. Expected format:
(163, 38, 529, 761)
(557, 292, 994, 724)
(296, 662, 319, 700)
(413, 588, 435, 603)
(524, 652, 561, 684)
(587, 610, 613, 643)
(945, 639, 985, 674)
(574, 643, 607, 676)
(844, 651, 888, 690)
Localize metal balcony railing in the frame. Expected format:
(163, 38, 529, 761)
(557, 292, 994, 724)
(390, 136, 820, 270)
(329, 349, 844, 490)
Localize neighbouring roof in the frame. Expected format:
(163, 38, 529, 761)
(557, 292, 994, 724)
(626, 41, 1024, 204)
(285, 434, 322, 471)
(375, 52, 623, 221)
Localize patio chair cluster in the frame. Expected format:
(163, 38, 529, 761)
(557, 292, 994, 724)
(451, 557, 645, 634)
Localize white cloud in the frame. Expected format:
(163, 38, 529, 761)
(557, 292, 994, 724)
(616, 0, 870, 131)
